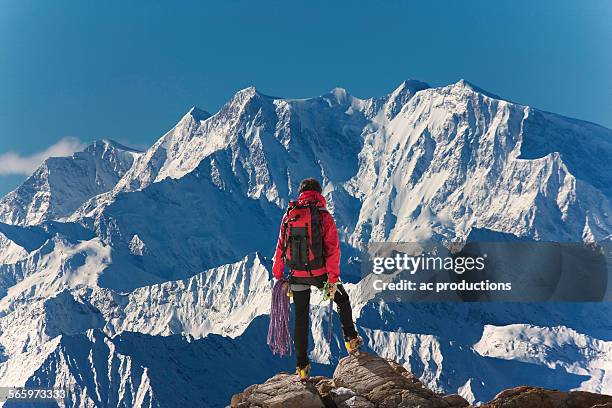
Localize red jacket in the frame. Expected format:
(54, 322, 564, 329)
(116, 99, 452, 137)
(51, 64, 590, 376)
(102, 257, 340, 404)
(272, 190, 341, 283)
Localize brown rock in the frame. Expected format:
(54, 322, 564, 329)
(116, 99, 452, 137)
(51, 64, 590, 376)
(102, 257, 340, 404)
(314, 377, 336, 396)
(314, 377, 338, 408)
(230, 373, 325, 408)
(230, 392, 245, 407)
(385, 358, 422, 386)
(332, 352, 455, 407)
(442, 394, 470, 407)
(481, 386, 612, 408)
(229, 354, 612, 408)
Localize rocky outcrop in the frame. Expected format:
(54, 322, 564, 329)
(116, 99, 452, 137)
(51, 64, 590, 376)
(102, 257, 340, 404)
(230, 373, 326, 408)
(230, 352, 469, 408)
(331, 352, 467, 407)
(230, 352, 612, 408)
(481, 386, 612, 408)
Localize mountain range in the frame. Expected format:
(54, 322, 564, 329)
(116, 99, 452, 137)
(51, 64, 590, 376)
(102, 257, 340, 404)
(0, 79, 611, 407)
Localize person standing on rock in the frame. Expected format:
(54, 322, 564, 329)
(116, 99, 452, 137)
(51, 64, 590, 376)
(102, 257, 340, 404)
(272, 178, 364, 380)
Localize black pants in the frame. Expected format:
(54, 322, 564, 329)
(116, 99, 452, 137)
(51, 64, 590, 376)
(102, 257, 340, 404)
(290, 274, 358, 368)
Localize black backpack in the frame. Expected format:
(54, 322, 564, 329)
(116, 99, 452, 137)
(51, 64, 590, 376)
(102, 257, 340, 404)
(281, 201, 326, 273)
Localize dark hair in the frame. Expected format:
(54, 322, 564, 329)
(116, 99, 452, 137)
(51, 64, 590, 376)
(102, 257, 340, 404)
(298, 178, 322, 194)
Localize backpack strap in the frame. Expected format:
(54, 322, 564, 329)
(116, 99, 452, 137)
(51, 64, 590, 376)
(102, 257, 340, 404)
(306, 202, 326, 275)
(280, 220, 288, 264)
(280, 203, 295, 264)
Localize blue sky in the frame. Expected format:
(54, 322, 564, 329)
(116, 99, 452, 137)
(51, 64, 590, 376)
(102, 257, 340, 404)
(1, 0, 611, 195)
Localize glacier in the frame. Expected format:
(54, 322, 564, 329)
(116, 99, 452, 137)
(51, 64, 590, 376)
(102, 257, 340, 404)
(0, 79, 611, 406)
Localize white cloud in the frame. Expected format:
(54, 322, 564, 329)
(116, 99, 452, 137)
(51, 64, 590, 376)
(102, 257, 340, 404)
(0, 137, 86, 176)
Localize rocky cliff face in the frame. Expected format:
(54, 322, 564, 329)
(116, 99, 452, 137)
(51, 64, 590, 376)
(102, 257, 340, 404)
(230, 352, 612, 408)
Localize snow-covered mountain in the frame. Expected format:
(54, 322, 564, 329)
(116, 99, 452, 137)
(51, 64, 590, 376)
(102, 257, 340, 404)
(0, 140, 141, 226)
(87, 253, 272, 339)
(0, 79, 611, 406)
(12, 319, 290, 408)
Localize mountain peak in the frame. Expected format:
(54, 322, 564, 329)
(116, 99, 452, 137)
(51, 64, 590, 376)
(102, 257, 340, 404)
(237, 86, 258, 95)
(231, 86, 265, 102)
(231, 86, 279, 101)
(186, 106, 212, 122)
(0, 136, 141, 225)
(392, 79, 430, 96)
(382, 79, 430, 119)
(454, 78, 484, 92)
(455, 78, 473, 87)
(87, 139, 142, 153)
(226, 86, 266, 110)
(322, 87, 351, 105)
(452, 79, 504, 100)
(330, 86, 348, 97)
(218, 86, 283, 120)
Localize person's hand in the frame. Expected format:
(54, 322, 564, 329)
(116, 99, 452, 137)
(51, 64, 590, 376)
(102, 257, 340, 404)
(328, 284, 337, 300)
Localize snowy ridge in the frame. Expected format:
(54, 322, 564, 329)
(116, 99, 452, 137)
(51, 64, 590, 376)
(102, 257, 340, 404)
(23, 330, 158, 408)
(71, 81, 420, 222)
(69, 80, 612, 253)
(58, 79, 612, 291)
(0, 230, 28, 265)
(12, 318, 298, 408)
(0, 140, 141, 226)
(346, 80, 612, 243)
(354, 300, 612, 403)
(0, 290, 105, 363)
(0, 252, 270, 362)
(0, 234, 110, 310)
(87, 253, 272, 339)
(474, 324, 612, 394)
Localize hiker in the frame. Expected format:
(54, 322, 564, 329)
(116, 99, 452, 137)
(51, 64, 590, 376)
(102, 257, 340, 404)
(272, 178, 363, 380)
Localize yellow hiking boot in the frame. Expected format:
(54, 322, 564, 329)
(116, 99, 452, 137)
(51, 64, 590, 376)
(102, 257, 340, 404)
(345, 335, 364, 354)
(296, 363, 311, 381)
